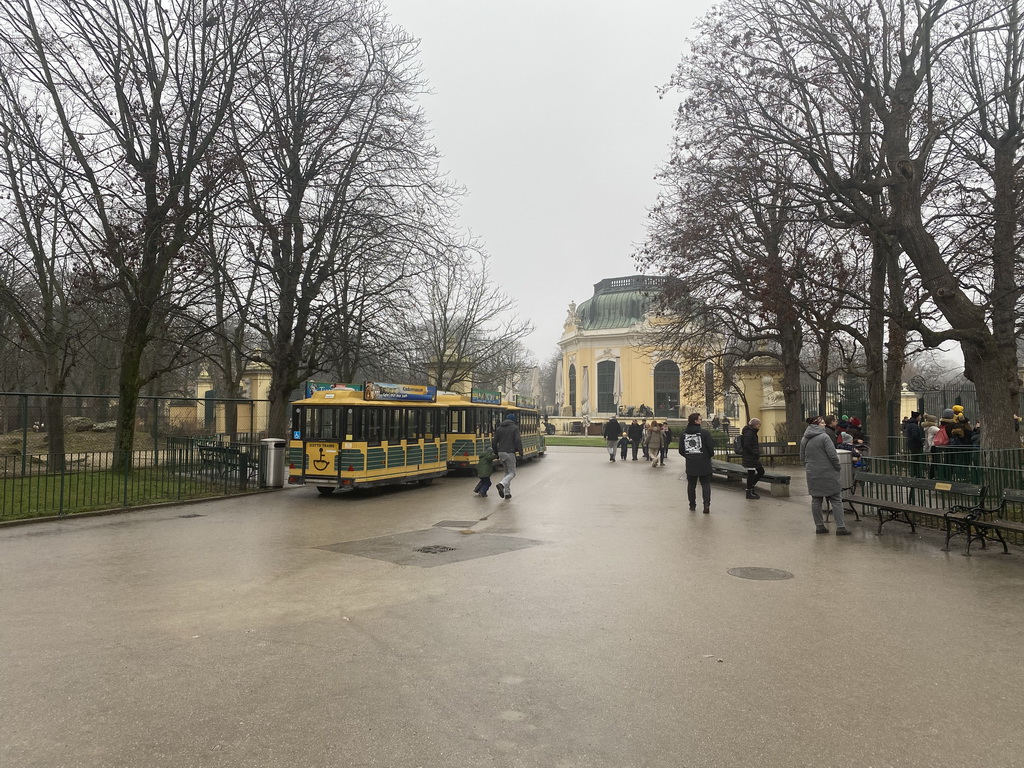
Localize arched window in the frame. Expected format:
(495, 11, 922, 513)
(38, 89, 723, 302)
(597, 360, 616, 413)
(568, 364, 577, 417)
(654, 360, 680, 418)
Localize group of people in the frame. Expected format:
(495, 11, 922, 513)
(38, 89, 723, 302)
(903, 407, 980, 456)
(601, 416, 675, 466)
(469, 408, 870, 538)
(600, 414, 768, 513)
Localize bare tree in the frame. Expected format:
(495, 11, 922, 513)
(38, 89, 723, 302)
(684, 0, 1024, 448)
(396, 252, 535, 393)
(228, 0, 454, 435)
(0, 81, 84, 467)
(0, 0, 263, 467)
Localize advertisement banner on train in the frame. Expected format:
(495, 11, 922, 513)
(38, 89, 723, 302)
(471, 389, 502, 405)
(305, 381, 363, 398)
(363, 382, 437, 402)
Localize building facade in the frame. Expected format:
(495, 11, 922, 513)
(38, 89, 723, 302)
(557, 276, 706, 421)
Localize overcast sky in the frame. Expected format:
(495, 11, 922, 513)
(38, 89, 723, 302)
(383, 0, 717, 362)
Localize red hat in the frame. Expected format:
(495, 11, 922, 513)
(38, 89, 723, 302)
(850, 417, 861, 427)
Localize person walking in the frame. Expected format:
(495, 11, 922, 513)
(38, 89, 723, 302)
(603, 416, 624, 462)
(645, 421, 665, 467)
(472, 449, 496, 497)
(617, 433, 630, 461)
(800, 415, 850, 535)
(740, 418, 765, 499)
(492, 413, 523, 500)
(679, 413, 715, 513)
(627, 419, 644, 460)
(660, 424, 673, 465)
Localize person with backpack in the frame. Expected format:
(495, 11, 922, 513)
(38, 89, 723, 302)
(740, 418, 765, 499)
(679, 413, 715, 513)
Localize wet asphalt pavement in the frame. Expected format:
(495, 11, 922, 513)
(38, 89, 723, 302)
(2, 446, 1023, 768)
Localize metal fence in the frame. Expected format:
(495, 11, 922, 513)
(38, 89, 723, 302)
(1, 392, 271, 472)
(0, 438, 266, 521)
(862, 448, 1024, 545)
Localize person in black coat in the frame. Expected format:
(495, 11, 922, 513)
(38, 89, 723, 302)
(679, 413, 715, 513)
(904, 411, 925, 474)
(741, 418, 765, 499)
(626, 419, 644, 460)
(602, 416, 624, 462)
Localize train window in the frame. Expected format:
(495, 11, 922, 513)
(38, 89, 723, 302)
(345, 408, 357, 440)
(365, 408, 382, 446)
(309, 407, 343, 440)
(408, 408, 422, 441)
(291, 406, 305, 437)
(386, 408, 403, 442)
(449, 408, 466, 434)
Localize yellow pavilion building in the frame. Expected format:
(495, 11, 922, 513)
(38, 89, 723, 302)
(556, 276, 709, 422)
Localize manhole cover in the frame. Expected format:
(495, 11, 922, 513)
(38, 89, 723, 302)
(414, 545, 457, 554)
(727, 567, 794, 581)
(178, 514, 205, 518)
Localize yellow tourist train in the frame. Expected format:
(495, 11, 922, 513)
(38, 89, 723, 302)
(440, 390, 546, 471)
(287, 383, 545, 495)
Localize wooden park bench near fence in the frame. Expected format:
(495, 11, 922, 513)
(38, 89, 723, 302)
(710, 458, 791, 497)
(844, 472, 986, 548)
(945, 487, 1024, 556)
(727, 440, 800, 467)
(197, 444, 257, 483)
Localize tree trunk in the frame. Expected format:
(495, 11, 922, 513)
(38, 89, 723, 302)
(113, 320, 148, 473)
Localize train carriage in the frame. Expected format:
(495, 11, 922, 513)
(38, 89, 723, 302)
(441, 390, 546, 471)
(288, 383, 448, 495)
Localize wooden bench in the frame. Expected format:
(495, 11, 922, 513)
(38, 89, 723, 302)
(946, 487, 1024, 556)
(845, 472, 985, 541)
(710, 458, 791, 497)
(198, 444, 256, 482)
(727, 440, 800, 467)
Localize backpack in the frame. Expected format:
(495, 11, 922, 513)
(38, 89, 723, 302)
(733, 433, 744, 455)
(932, 427, 949, 447)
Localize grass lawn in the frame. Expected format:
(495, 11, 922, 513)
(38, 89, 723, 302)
(545, 436, 608, 447)
(0, 466, 250, 521)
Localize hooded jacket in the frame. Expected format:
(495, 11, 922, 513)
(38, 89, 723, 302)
(679, 423, 714, 476)
(799, 424, 841, 497)
(740, 424, 761, 468)
(492, 419, 523, 454)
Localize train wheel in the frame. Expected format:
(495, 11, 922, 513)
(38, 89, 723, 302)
(418, 478, 434, 486)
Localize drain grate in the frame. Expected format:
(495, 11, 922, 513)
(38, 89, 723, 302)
(727, 567, 794, 581)
(178, 513, 205, 518)
(415, 545, 457, 554)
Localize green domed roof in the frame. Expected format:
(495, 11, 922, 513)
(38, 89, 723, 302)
(576, 276, 666, 330)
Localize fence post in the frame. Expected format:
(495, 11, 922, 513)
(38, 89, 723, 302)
(20, 394, 28, 477)
(152, 397, 160, 465)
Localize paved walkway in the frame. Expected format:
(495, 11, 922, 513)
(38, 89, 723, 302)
(2, 446, 1023, 768)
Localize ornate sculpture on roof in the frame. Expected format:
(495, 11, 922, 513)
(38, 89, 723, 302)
(564, 301, 580, 329)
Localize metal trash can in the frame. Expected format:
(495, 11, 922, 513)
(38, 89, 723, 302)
(838, 450, 854, 493)
(260, 438, 287, 488)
